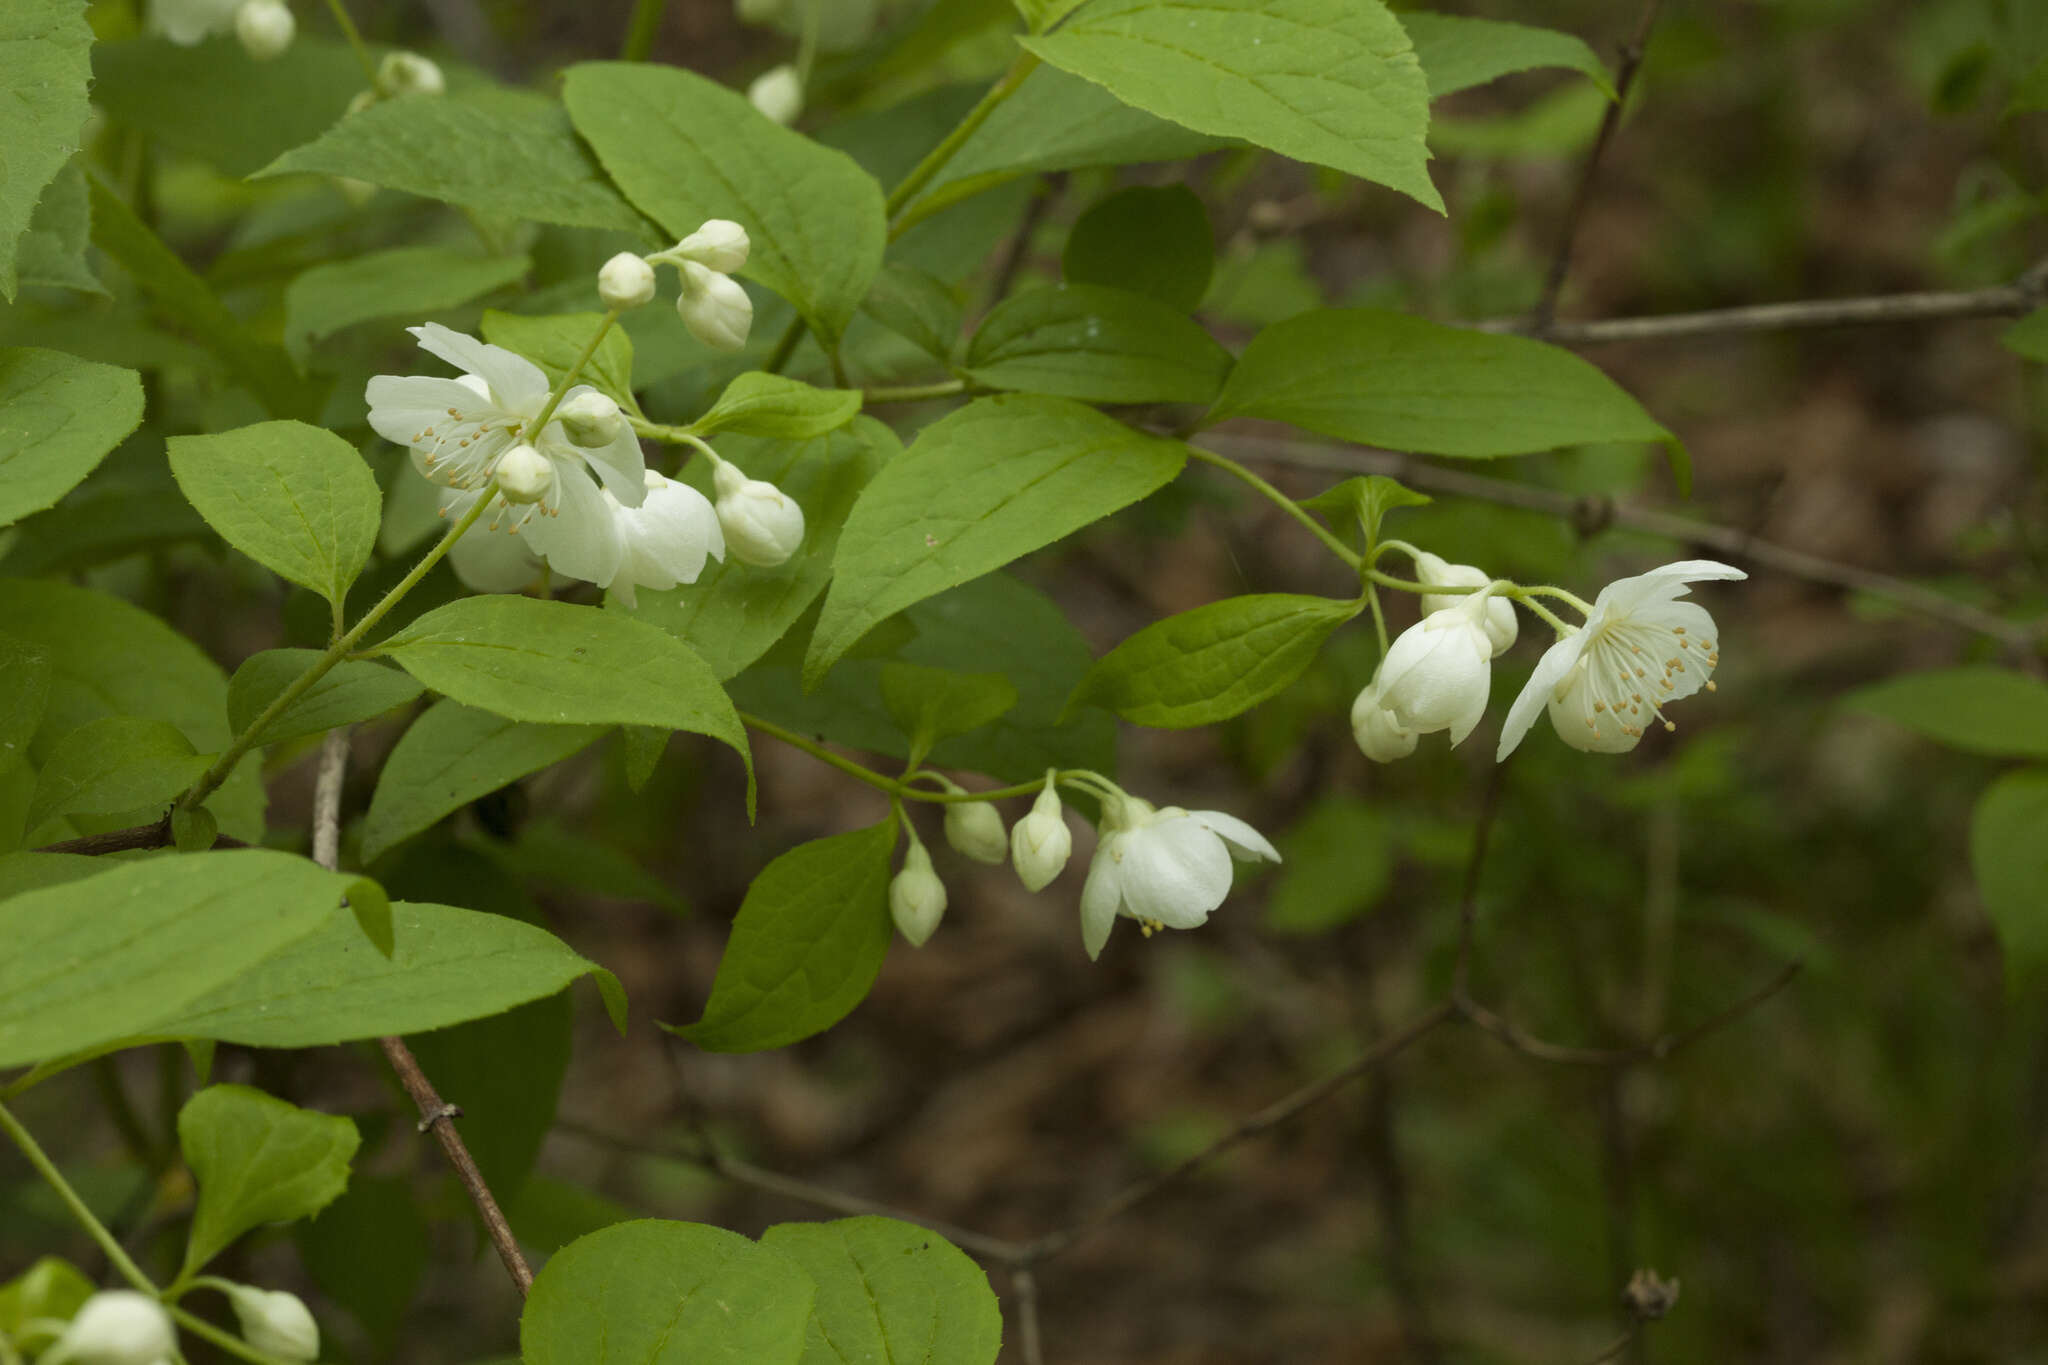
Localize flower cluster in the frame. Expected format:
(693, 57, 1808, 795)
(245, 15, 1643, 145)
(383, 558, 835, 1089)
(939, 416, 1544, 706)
(605, 220, 757, 353)
(150, 0, 295, 59)
(889, 771, 1279, 961)
(39, 1283, 318, 1365)
(1351, 554, 1745, 763)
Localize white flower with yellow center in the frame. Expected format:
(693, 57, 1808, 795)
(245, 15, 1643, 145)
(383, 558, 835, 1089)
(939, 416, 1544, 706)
(1497, 560, 1745, 759)
(1079, 790, 1277, 959)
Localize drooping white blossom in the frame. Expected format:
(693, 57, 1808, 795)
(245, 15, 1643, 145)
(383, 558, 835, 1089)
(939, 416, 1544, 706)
(1011, 774, 1072, 892)
(149, 0, 243, 45)
(1079, 791, 1278, 959)
(1375, 592, 1498, 746)
(605, 471, 725, 608)
(711, 459, 804, 567)
(1412, 551, 1517, 657)
(1497, 560, 1745, 760)
(944, 799, 1008, 866)
(748, 64, 805, 125)
(676, 262, 754, 351)
(43, 1290, 176, 1365)
(890, 838, 947, 946)
(378, 51, 444, 97)
(597, 253, 656, 311)
(1349, 665, 1418, 763)
(233, 0, 294, 59)
(222, 1285, 318, 1363)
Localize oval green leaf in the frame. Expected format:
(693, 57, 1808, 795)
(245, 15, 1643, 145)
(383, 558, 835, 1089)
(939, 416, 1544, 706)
(689, 372, 863, 441)
(227, 650, 425, 749)
(760, 1218, 1002, 1365)
(0, 348, 145, 530)
(178, 1084, 359, 1276)
(1972, 768, 2048, 991)
(26, 714, 209, 831)
(1848, 666, 2048, 759)
(1063, 184, 1214, 312)
(964, 283, 1233, 405)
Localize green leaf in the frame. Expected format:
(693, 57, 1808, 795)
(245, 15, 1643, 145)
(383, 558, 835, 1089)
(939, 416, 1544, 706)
(0, 0, 93, 301)
(481, 309, 639, 413)
(859, 263, 962, 361)
(178, 1083, 359, 1275)
(26, 715, 209, 831)
(1063, 184, 1214, 311)
(167, 420, 382, 609)
(760, 1218, 1002, 1365)
(689, 373, 863, 441)
(260, 86, 652, 234)
(296, 1177, 427, 1352)
(1301, 474, 1431, 550)
(625, 421, 894, 682)
(2002, 308, 2048, 363)
(407, 994, 570, 1200)
(488, 819, 685, 912)
(506, 1177, 637, 1261)
(1020, 0, 1440, 211)
(0, 347, 145, 530)
(380, 598, 751, 794)
(170, 804, 217, 853)
(227, 651, 425, 748)
(361, 700, 602, 865)
(1401, 12, 1617, 100)
(1070, 593, 1357, 728)
(1261, 796, 1393, 934)
(564, 62, 887, 347)
(1206, 309, 1677, 459)
(673, 819, 896, 1052)
(881, 661, 1017, 758)
(93, 37, 371, 178)
(0, 850, 359, 1068)
(284, 248, 529, 364)
(0, 1257, 94, 1351)
(1972, 769, 2048, 989)
(152, 900, 626, 1044)
(964, 283, 1233, 405)
(521, 1220, 816, 1365)
(15, 160, 104, 296)
(807, 396, 1187, 686)
(0, 634, 51, 758)
(0, 582, 263, 840)
(1848, 666, 2048, 758)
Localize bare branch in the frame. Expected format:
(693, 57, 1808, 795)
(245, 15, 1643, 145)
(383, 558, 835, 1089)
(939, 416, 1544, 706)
(1012, 1267, 1045, 1365)
(34, 817, 248, 856)
(1455, 960, 1803, 1068)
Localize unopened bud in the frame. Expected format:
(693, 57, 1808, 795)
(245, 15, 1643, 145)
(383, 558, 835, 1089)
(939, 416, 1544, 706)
(712, 460, 804, 567)
(222, 1285, 319, 1363)
(1010, 776, 1072, 892)
(557, 391, 622, 448)
(747, 64, 804, 125)
(345, 88, 378, 117)
(234, 0, 295, 60)
(1350, 678, 1417, 763)
(1413, 550, 1517, 657)
(889, 840, 946, 946)
(378, 51, 444, 97)
(944, 800, 1008, 866)
(674, 220, 750, 275)
(598, 252, 656, 310)
(676, 261, 753, 351)
(48, 1290, 176, 1365)
(493, 444, 553, 504)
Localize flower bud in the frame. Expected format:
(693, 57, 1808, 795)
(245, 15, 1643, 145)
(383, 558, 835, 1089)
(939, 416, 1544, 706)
(674, 219, 750, 275)
(711, 461, 805, 566)
(1350, 674, 1417, 763)
(557, 390, 623, 448)
(598, 252, 656, 310)
(1413, 550, 1517, 657)
(889, 840, 947, 947)
(676, 261, 753, 351)
(1377, 595, 1496, 747)
(48, 1290, 176, 1365)
(1010, 777, 1072, 892)
(944, 800, 1008, 865)
(747, 64, 805, 125)
(345, 88, 378, 117)
(378, 51, 444, 97)
(222, 1285, 319, 1363)
(234, 0, 294, 60)
(493, 443, 553, 504)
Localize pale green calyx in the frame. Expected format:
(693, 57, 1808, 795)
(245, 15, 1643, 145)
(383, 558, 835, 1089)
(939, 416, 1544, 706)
(598, 252, 656, 310)
(944, 797, 1009, 865)
(711, 459, 804, 566)
(889, 837, 947, 946)
(222, 1284, 319, 1363)
(675, 262, 753, 352)
(557, 391, 623, 449)
(1011, 772, 1072, 892)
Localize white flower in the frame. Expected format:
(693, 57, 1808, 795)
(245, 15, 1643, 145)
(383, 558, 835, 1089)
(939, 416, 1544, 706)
(672, 220, 750, 275)
(1349, 666, 1417, 763)
(676, 262, 754, 351)
(43, 1290, 175, 1365)
(748, 64, 805, 125)
(598, 253, 656, 311)
(711, 460, 804, 567)
(1413, 551, 1517, 657)
(1376, 592, 1497, 746)
(1079, 794, 1278, 959)
(890, 839, 947, 946)
(606, 471, 725, 608)
(1011, 775, 1072, 892)
(378, 51, 444, 97)
(557, 390, 623, 449)
(944, 800, 1008, 865)
(222, 1286, 318, 1363)
(233, 0, 294, 59)
(1498, 560, 1745, 759)
(149, 0, 241, 44)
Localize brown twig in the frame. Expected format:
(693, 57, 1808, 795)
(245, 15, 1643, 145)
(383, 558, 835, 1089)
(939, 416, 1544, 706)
(1531, 0, 1665, 330)
(1452, 759, 1512, 997)
(34, 817, 248, 856)
(1455, 959, 1804, 1068)
(980, 171, 1065, 320)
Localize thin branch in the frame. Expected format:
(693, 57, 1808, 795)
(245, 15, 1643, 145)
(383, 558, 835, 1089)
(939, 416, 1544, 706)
(1531, 0, 1665, 330)
(1452, 760, 1512, 998)
(981, 171, 1065, 319)
(1018, 1001, 1456, 1264)
(310, 729, 347, 872)
(1207, 434, 2048, 651)
(1586, 1323, 1643, 1365)
(34, 818, 248, 856)
(1012, 1267, 1045, 1365)
(1455, 959, 1803, 1068)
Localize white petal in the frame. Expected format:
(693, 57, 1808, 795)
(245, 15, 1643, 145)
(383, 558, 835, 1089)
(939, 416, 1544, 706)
(407, 323, 549, 413)
(1079, 841, 1125, 959)
(611, 476, 724, 601)
(1546, 664, 1643, 753)
(1596, 559, 1747, 615)
(1497, 629, 1589, 760)
(1382, 623, 1491, 737)
(524, 465, 622, 587)
(1188, 810, 1279, 864)
(1117, 817, 1231, 929)
(449, 518, 545, 593)
(1636, 599, 1719, 702)
(557, 411, 650, 507)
